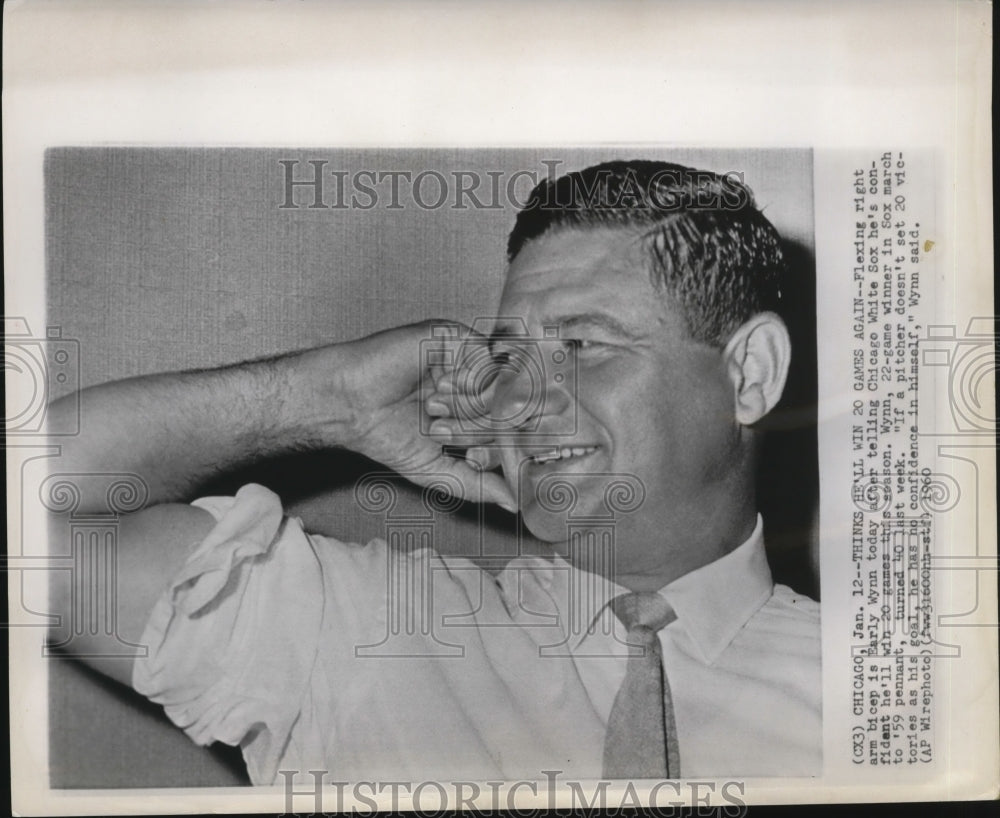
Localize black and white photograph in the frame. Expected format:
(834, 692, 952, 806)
(41, 148, 820, 791)
(4, 1, 995, 814)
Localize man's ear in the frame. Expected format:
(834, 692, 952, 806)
(722, 312, 791, 426)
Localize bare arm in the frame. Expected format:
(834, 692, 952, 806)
(46, 345, 356, 512)
(46, 322, 514, 682)
(47, 504, 217, 686)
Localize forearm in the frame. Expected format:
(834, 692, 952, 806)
(48, 345, 356, 511)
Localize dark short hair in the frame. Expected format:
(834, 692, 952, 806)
(506, 160, 786, 346)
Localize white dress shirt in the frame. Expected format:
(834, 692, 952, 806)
(133, 483, 821, 784)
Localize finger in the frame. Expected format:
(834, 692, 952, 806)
(424, 330, 499, 432)
(434, 371, 456, 394)
(425, 395, 455, 418)
(424, 376, 486, 418)
(479, 470, 517, 512)
(423, 326, 501, 440)
(447, 365, 498, 435)
(419, 370, 458, 420)
(432, 456, 517, 512)
(429, 324, 493, 388)
(452, 334, 497, 390)
(428, 417, 498, 449)
(465, 445, 502, 472)
(451, 370, 497, 415)
(427, 418, 458, 442)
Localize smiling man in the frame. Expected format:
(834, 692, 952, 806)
(48, 160, 821, 785)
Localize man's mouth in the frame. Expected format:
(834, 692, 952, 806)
(527, 444, 600, 465)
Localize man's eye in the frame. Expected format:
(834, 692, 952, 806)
(565, 338, 600, 352)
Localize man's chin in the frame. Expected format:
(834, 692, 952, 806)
(518, 503, 569, 543)
(517, 490, 612, 543)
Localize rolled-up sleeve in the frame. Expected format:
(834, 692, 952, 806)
(132, 483, 324, 783)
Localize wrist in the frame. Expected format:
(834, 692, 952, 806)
(267, 343, 359, 452)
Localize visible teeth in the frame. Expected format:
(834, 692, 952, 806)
(530, 445, 597, 464)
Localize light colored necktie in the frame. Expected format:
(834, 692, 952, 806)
(601, 591, 680, 779)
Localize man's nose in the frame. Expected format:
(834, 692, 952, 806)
(489, 348, 573, 435)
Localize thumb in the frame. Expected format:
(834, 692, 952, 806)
(433, 456, 517, 513)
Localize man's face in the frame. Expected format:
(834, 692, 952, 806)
(490, 226, 748, 578)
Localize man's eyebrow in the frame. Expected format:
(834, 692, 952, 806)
(553, 313, 640, 340)
(488, 313, 641, 347)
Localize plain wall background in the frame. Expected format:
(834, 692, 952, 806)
(45, 147, 817, 787)
(47, 148, 815, 382)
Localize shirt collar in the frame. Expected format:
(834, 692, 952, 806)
(658, 514, 773, 664)
(570, 514, 774, 665)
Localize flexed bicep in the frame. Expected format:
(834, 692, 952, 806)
(47, 503, 215, 687)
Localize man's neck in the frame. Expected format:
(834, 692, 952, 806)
(536, 498, 760, 593)
(609, 511, 759, 592)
